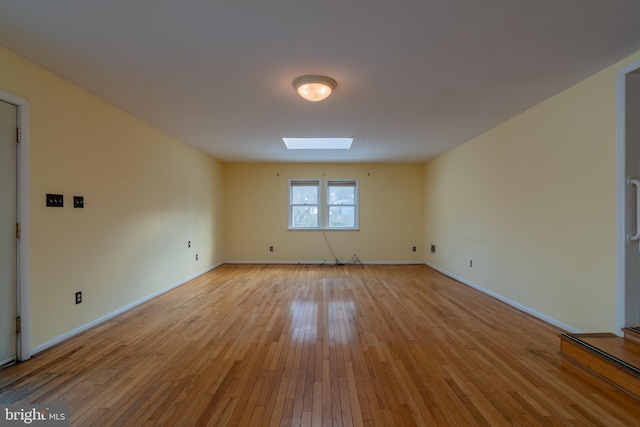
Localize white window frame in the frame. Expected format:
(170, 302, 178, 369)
(326, 180, 359, 229)
(289, 179, 321, 229)
(288, 178, 359, 230)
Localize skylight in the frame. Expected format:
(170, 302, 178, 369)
(283, 137, 353, 150)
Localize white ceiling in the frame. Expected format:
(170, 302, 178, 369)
(2, 0, 640, 163)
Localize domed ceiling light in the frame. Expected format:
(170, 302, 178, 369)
(292, 75, 337, 102)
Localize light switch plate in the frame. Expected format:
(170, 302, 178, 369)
(46, 194, 64, 207)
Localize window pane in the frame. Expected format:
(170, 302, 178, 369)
(328, 186, 354, 205)
(292, 185, 318, 204)
(292, 206, 318, 228)
(328, 206, 355, 228)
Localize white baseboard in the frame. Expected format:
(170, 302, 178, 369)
(223, 260, 425, 265)
(425, 262, 581, 334)
(31, 263, 223, 355)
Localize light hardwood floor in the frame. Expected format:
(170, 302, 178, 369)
(1, 264, 639, 426)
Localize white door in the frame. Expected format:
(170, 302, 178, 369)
(0, 99, 17, 366)
(619, 66, 640, 331)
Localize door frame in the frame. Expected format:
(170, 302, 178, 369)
(0, 90, 30, 361)
(616, 60, 640, 334)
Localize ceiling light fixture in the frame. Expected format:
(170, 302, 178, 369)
(292, 75, 337, 102)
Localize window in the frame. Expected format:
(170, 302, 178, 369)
(327, 180, 357, 228)
(289, 180, 320, 228)
(289, 179, 358, 229)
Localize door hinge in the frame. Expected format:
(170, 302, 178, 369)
(17, 128, 21, 143)
(16, 223, 21, 239)
(16, 317, 21, 334)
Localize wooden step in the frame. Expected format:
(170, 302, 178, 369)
(623, 327, 640, 345)
(559, 332, 640, 399)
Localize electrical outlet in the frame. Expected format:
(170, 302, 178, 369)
(469, 260, 473, 267)
(75, 291, 82, 304)
(430, 244, 436, 254)
(196, 254, 199, 261)
(188, 240, 191, 248)
(73, 196, 84, 208)
(412, 246, 417, 252)
(269, 246, 274, 252)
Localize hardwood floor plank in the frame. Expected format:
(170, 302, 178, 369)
(1, 264, 639, 426)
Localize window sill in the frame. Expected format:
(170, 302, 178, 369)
(287, 227, 360, 231)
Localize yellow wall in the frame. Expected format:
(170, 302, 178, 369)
(425, 50, 640, 333)
(224, 163, 424, 263)
(0, 46, 224, 349)
(5, 35, 639, 350)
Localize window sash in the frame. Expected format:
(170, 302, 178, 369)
(327, 180, 357, 229)
(290, 180, 320, 228)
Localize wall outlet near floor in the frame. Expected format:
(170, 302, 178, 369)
(412, 246, 417, 252)
(430, 244, 436, 254)
(469, 260, 473, 267)
(269, 246, 274, 252)
(75, 291, 82, 304)
(196, 254, 199, 261)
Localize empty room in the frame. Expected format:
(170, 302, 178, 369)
(2, 1, 640, 425)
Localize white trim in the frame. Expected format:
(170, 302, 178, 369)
(425, 262, 582, 334)
(0, 90, 30, 361)
(616, 64, 628, 335)
(31, 263, 222, 355)
(616, 59, 640, 77)
(224, 260, 424, 265)
(287, 228, 361, 232)
(0, 90, 29, 108)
